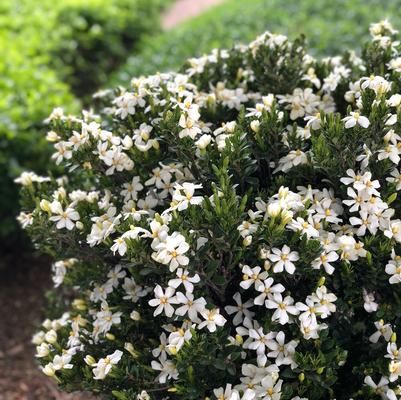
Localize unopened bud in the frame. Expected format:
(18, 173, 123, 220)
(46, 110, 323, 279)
(124, 342, 139, 358)
(243, 235, 252, 247)
(267, 202, 281, 218)
(250, 120, 260, 133)
(106, 333, 115, 341)
(235, 334, 244, 345)
(130, 310, 141, 321)
(40, 200, 51, 213)
(298, 372, 305, 382)
(72, 299, 87, 311)
(42, 364, 56, 377)
(281, 210, 293, 224)
(84, 355, 96, 366)
(45, 329, 57, 344)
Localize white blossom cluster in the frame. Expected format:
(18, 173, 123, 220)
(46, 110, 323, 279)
(16, 19, 401, 400)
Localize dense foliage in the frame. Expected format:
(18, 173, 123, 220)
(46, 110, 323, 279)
(112, 0, 401, 85)
(18, 20, 401, 400)
(1, 0, 166, 243)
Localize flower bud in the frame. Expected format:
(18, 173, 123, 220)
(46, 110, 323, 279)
(46, 130, 60, 142)
(84, 355, 96, 366)
(243, 235, 252, 247)
(122, 135, 133, 149)
(106, 333, 115, 341)
(45, 329, 57, 344)
(235, 334, 244, 345)
(281, 210, 293, 224)
(298, 372, 305, 382)
(267, 202, 281, 217)
(124, 342, 139, 358)
(263, 260, 271, 271)
(317, 276, 326, 287)
(42, 363, 55, 377)
(72, 299, 87, 311)
(250, 120, 260, 133)
(40, 199, 51, 213)
(130, 310, 141, 321)
(76, 221, 84, 230)
(32, 331, 45, 345)
(42, 319, 52, 330)
(152, 139, 160, 150)
(195, 134, 212, 150)
(36, 343, 50, 358)
(391, 332, 397, 343)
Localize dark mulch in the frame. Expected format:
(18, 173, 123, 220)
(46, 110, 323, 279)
(0, 251, 94, 400)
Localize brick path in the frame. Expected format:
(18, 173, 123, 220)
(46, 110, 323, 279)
(163, 0, 225, 29)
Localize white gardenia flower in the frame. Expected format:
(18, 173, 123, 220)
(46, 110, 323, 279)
(168, 268, 200, 293)
(363, 290, 379, 313)
(154, 232, 190, 271)
(179, 114, 202, 139)
(267, 331, 298, 368)
(225, 292, 255, 325)
(389, 360, 401, 382)
(92, 350, 123, 380)
(364, 375, 389, 395)
(151, 354, 179, 383)
(175, 292, 206, 322)
(120, 176, 143, 202)
(386, 168, 401, 190)
(148, 285, 178, 317)
(369, 320, 393, 343)
(255, 375, 283, 400)
(172, 182, 203, 211)
(265, 293, 299, 325)
(253, 278, 285, 306)
(111, 236, 128, 256)
(342, 111, 370, 128)
(49, 201, 80, 230)
(240, 265, 269, 290)
(268, 245, 299, 274)
(385, 252, 401, 284)
(248, 327, 275, 366)
(198, 308, 227, 332)
(311, 251, 338, 275)
(213, 384, 240, 400)
(384, 220, 401, 242)
(52, 354, 74, 371)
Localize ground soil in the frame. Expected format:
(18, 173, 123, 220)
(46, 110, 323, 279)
(1, 1, 223, 399)
(0, 252, 95, 400)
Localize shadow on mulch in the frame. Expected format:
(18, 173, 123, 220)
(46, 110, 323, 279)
(0, 250, 95, 400)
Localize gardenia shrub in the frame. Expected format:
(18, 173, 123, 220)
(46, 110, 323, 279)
(18, 20, 401, 400)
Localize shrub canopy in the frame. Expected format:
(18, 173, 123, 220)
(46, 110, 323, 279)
(19, 20, 401, 400)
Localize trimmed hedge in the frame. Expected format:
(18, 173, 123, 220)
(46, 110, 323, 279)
(112, 0, 401, 85)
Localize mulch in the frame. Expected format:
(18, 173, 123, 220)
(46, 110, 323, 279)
(0, 252, 94, 400)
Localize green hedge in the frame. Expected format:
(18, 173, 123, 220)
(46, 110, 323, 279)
(0, 0, 167, 245)
(112, 0, 401, 85)
(2, 0, 167, 97)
